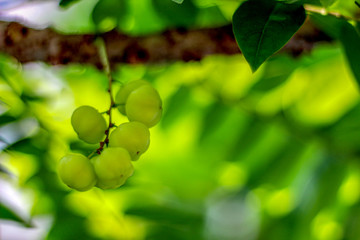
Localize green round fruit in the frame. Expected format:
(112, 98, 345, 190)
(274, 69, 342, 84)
(115, 80, 150, 115)
(109, 122, 150, 160)
(58, 153, 97, 191)
(91, 147, 134, 189)
(125, 85, 162, 127)
(71, 105, 107, 144)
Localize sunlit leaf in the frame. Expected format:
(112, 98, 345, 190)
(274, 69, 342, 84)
(92, 0, 127, 32)
(232, 0, 306, 72)
(59, 0, 80, 8)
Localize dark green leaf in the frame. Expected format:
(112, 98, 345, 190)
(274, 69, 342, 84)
(232, 0, 306, 72)
(0, 202, 33, 227)
(20, 93, 46, 102)
(59, 0, 80, 8)
(92, 0, 127, 32)
(69, 141, 96, 156)
(6, 138, 43, 156)
(152, 0, 199, 27)
(0, 115, 17, 126)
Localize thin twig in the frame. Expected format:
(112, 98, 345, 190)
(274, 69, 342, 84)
(94, 37, 115, 154)
(305, 4, 360, 21)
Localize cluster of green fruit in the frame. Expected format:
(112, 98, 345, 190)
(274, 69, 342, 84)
(58, 80, 162, 191)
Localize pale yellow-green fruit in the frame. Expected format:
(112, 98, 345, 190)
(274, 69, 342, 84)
(125, 85, 162, 128)
(109, 122, 150, 160)
(91, 147, 134, 189)
(114, 80, 150, 115)
(71, 105, 107, 144)
(58, 153, 97, 191)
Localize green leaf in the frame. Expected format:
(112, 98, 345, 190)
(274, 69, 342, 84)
(160, 86, 192, 129)
(92, 0, 127, 32)
(69, 141, 96, 156)
(198, 102, 230, 143)
(319, 0, 337, 7)
(59, 0, 80, 8)
(310, 13, 360, 85)
(6, 138, 43, 156)
(250, 56, 296, 92)
(0, 115, 17, 126)
(309, 13, 342, 39)
(0, 202, 33, 227)
(0, 55, 22, 94)
(152, 0, 199, 27)
(339, 22, 360, 86)
(172, 0, 184, 3)
(232, 0, 306, 72)
(322, 104, 360, 154)
(20, 93, 46, 102)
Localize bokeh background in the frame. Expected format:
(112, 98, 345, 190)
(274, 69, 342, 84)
(1, 0, 360, 239)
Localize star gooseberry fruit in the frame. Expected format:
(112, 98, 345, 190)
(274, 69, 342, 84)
(125, 85, 162, 128)
(109, 121, 150, 161)
(71, 105, 107, 144)
(58, 153, 97, 191)
(114, 80, 150, 115)
(91, 147, 134, 189)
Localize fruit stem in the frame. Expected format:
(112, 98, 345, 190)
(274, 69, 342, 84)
(88, 150, 97, 159)
(96, 37, 115, 149)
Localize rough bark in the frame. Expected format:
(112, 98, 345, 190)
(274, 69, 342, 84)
(0, 20, 332, 68)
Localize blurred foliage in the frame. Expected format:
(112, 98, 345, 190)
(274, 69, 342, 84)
(1, 0, 360, 240)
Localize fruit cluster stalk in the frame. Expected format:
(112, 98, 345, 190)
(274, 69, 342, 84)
(96, 38, 115, 154)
